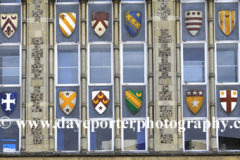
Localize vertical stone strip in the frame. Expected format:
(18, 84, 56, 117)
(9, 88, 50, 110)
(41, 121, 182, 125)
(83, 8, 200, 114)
(21, 0, 27, 151)
(208, 0, 217, 151)
(175, 0, 182, 150)
(80, 0, 87, 152)
(113, 0, 121, 152)
(26, 0, 49, 151)
(153, 0, 177, 151)
(48, 0, 55, 150)
(147, 0, 154, 151)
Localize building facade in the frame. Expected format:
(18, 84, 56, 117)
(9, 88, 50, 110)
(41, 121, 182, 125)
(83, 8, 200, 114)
(0, 0, 240, 156)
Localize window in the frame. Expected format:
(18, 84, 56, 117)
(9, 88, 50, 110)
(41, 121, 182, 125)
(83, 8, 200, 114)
(121, 0, 147, 152)
(0, 2, 21, 153)
(181, 0, 208, 152)
(55, 0, 81, 152)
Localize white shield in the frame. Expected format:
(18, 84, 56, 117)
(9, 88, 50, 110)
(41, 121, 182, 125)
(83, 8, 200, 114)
(185, 11, 202, 36)
(1, 13, 18, 38)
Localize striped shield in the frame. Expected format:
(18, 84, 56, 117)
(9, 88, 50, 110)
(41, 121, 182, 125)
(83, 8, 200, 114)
(185, 11, 202, 36)
(59, 12, 76, 38)
(125, 90, 143, 115)
(218, 10, 235, 36)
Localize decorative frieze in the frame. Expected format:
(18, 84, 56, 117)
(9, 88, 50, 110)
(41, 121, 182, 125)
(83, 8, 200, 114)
(32, 0, 43, 23)
(158, 0, 170, 21)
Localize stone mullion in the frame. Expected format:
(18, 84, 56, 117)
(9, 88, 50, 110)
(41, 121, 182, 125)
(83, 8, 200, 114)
(48, 0, 55, 150)
(21, 0, 27, 151)
(113, 0, 121, 152)
(208, 0, 217, 151)
(175, 0, 182, 150)
(80, 0, 87, 152)
(147, 0, 154, 151)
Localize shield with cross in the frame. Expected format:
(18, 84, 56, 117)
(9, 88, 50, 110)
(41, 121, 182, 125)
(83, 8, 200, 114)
(0, 92, 17, 116)
(59, 91, 76, 115)
(220, 90, 237, 114)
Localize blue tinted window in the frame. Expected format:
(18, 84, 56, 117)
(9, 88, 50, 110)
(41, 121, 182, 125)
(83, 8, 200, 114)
(0, 0, 20, 3)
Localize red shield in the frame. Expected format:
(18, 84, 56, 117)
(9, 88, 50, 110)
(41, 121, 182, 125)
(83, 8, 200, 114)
(91, 12, 109, 37)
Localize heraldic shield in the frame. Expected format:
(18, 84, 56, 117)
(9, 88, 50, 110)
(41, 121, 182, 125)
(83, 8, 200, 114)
(125, 90, 143, 115)
(59, 12, 76, 38)
(1, 14, 18, 38)
(218, 10, 235, 36)
(0, 92, 17, 116)
(59, 91, 76, 115)
(185, 11, 202, 36)
(220, 90, 237, 114)
(91, 12, 109, 37)
(125, 11, 142, 37)
(186, 90, 204, 114)
(92, 91, 109, 115)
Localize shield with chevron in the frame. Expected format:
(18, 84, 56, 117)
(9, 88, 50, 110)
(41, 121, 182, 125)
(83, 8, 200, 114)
(125, 90, 143, 115)
(1, 13, 18, 38)
(59, 91, 76, 115)
(91, 12, 109, 37)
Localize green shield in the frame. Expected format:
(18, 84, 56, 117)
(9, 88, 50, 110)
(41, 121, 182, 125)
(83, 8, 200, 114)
(125, 90, 143, 115)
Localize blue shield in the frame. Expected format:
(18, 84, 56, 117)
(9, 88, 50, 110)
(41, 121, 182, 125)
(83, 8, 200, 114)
(125, 11, 142, 37)
(0, 92, 17, 116)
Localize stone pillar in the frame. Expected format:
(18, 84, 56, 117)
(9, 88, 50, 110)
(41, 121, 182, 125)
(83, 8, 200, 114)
(153, 0, 177, 151)
(48, 0, 55, 151)
(80, 0, 88, 152)
(175, 0, 182, 151)
(21, 0, 27, 151)
(208, 0, 217, 152)
(26, 0, 49, 151)
(113, 0, 121, 152)
(147, 0, 154, 151)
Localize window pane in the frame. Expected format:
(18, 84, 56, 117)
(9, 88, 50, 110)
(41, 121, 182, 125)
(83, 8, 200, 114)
(123, 120, 146, 150)
(90, 44, 111, 83)
(183, 44, 205, 83)
(0, 46, 19, 85)
(0, 122, 19, 152)
(90, 121, 112, 151)
(123, 44, 144, 83)
(0, 0, 20, 3)
(184, 121, 206, 151)
(219, 120, 240, 150)
(217, 44, 238, 83)
(58, 45, 78, 84)
(58, 0, 78, 2)
(57, 121, 79, 151)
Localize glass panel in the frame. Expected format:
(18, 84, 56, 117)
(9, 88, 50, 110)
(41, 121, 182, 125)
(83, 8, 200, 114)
(0, 0, 20, 3)
(0, 122, 19, 152)
(123, 120, 146, 150)
(58, 0, 78, 2)
(123, 44, 144, 83)
(184, 120, 206, 150)
(58, 45, 78, 84)
(90, 44, 111, 83)
(217, 44, 238, 83)
(183, 44, 205, 83)
(0, 46, 19, 85)
(57, 121, 79, 151)
(219, 120, 240, 150)
(90, 121, 112, 151)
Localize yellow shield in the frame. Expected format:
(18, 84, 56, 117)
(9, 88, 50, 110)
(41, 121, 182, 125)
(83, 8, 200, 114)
(186, 90, 204, 114)
(218, 10, 235, 36)
(59, 91, 76, 115)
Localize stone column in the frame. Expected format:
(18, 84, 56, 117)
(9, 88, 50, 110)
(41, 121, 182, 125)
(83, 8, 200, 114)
(208, 0, 217, 152)
(48, 0, 55, 151)
(26, 0, 49, 151)
(147, 0, 154, 151)
(175, 0, 182, 150)
(21, 0, 27, 151)
(113, 0, 121, 152)
(80, 0, 88, 152)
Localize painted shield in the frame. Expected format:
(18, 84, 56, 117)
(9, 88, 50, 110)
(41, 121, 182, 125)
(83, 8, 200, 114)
(186, 90, 204, 114)
(0, 92, 17, 116)
(125, 90, 143, 115)
(185, 11, 202, 36)
(220, 90, 237, 114)
(1, 14, 18, 38)
(92, 91, 109, 115)
(218, 10, 235, 36)
(91, 12, 109, 37)
(125, 11, 142, 37)
(59, 12, 76, 38)
(59, 91, 76, 115)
